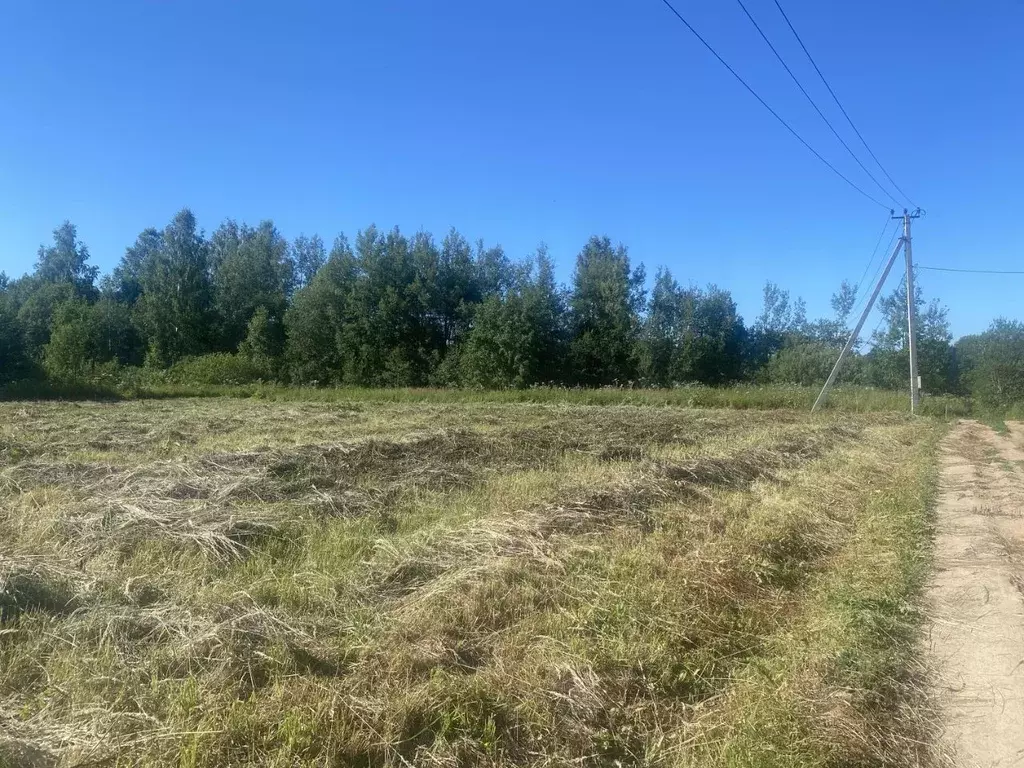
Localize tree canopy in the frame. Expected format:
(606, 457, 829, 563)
(1, 211, 1017, 407)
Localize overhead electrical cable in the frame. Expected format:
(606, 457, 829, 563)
(851, 222, 901, 318)
(657, 0, 890, 210)
(771, 0, 918, 208)
(919, 266, 1024, 275)
(853, 216, 899, 303)
(735, 0, 903, 209)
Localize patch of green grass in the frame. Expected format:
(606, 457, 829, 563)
(978, 413, 1010, 434)
(148, 382, 968, 417)
(2, 376, 975, 417)
(701, 422, 944, 767)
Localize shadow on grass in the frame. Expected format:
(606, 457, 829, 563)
(0, 379, 124, 402)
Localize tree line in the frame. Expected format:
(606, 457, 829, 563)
(1, 209, 1022, 407)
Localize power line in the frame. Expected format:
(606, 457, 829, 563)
(734, 0, 903, 209)
(919, 266, 1024, 275)
(852, 221, 901, 317)
(855, 216, 897, 297)
(852, 217, 899, 310)
(656, 0, 890, 210)
(771, 0, 918, 208)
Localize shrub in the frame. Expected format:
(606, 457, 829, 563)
(43, 298, 144, 382)
(166, 353, 272, 386)
(43, 300, 94, 381)
(765, 342, 853, 387)
(238, 307, 284, 378)
(964, 319, 1024, 410)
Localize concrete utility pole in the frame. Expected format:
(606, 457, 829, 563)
(812, 233, 904, 413)
(898, 209, 922, 413)
(812, 207, 924, 414)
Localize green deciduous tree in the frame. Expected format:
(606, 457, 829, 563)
(136, 209, 213, 366)
(867, 274, 954, 393)
(338, 226, 433, 386)
(460, 246, 566, 388)
(34, 221, 98, 296)
(523, 245, 566, 385)
(765, 340, 863, 387)
(15, 281, 77, 357)
(292, 234, 327, 289)
(284, 235, 357, 385)
(674, 285, 746, 385)
(238, 306, 282, 379)
(459, 294, 528, 388)
(92, 297, 144, 366)
(43, 300, 94, 381)
(638, 275, 746, 386)
(3, 211, 985, 396)
(759, 279, 876, 389)
(110, 228, 161, 306)
(803, 280, 858, 348)
(210, 220, 293, 352)
(960, 319, 1024, 408)
(0, 295, 32, 383)
(746, 281, 803, 377)
(43, 297, 144, 380)
(423, 229, 480, 351)
(568, 236, 645, 386)
(638, 268, 685, 387)
(10, 223, 101, 360)
(476, 242, 514, 299)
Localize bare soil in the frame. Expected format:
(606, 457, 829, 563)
(928, 420, 1024, 767)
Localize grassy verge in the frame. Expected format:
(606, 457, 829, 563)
(0, 399, 944, 766)
(696, 421, 943, 766)
(2, 377, 972, 416)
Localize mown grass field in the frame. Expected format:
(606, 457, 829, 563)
(0, 398, 943, 767)
(0, 379, 974, 417)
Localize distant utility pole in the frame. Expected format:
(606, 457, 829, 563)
(812, 208, 924, 413)
(898, 208, 922, 413)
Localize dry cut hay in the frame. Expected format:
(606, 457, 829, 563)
(0, 419, 796, 567)
(366, 427, 851, 607)
(59, 499, 283, 564)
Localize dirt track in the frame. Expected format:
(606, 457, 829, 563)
(929, 420, 1024, 767)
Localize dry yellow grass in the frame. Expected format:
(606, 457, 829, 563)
(0, 399, 942, 767)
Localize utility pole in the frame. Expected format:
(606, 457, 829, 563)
(812, 232, 904, 412)
(812, 207, 925, 413)
(897, 208, 923, 413)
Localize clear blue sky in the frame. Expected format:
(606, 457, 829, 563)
(2, 1, 1021, 339)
